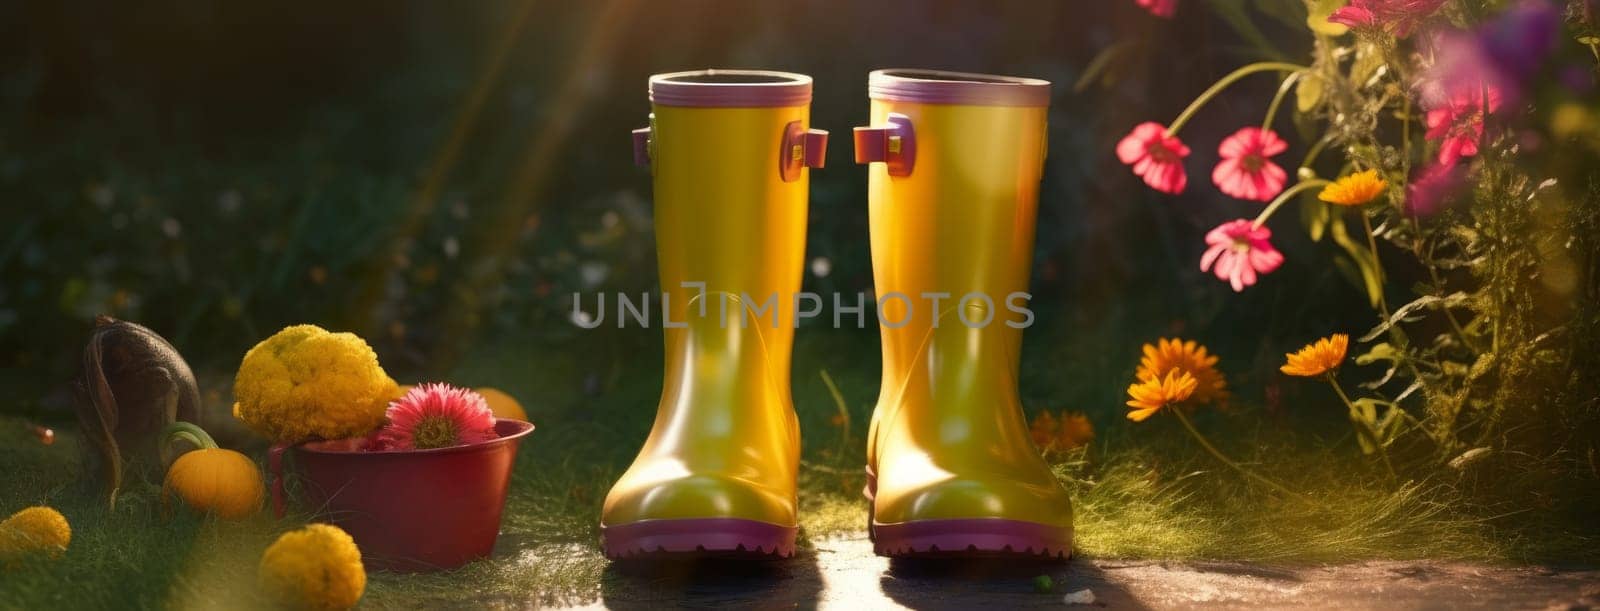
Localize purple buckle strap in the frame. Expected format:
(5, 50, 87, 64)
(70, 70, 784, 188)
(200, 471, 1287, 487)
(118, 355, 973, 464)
(780, 120, 828, 182)
(853, 113, 916, 177)
(631, 127, 652, 167)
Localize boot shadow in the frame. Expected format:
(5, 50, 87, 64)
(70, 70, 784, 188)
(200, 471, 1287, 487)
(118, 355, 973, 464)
(880, 554, 1152, 610)
(600, 539, 824, 610)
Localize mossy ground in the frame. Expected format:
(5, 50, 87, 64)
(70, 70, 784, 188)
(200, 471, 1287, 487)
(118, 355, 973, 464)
(1, 329, 1595, 609)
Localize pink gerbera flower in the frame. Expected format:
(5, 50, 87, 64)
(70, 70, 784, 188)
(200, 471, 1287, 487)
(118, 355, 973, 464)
(377, 383, 498, 450)
(1212, 127, 1288, 202)
(1200, 219, 1284, 292)
(1117, 122, 1190, 194)
(1136, 0, 1178, 18)
(1424, 85, 1501, 166)
(1329, 0, 1447, 38)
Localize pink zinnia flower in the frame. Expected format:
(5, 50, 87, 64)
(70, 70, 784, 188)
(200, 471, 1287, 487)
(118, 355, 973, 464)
(1136, 0, 1178, 18)
(1404, 163, 1467, 216)
(1200, 219, 1284, 292)
(1424, 85, 1500, 166)
(1329, 0, 1447, 38)
(1212, 127, 1288, 202)
(377, 383, 498, 450)
(1117, 122, 1190, 194)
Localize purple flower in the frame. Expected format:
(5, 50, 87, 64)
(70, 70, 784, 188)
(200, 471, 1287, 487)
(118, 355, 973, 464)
(1419, 1, 1560, 111)
(1478, 1, 1561, 79)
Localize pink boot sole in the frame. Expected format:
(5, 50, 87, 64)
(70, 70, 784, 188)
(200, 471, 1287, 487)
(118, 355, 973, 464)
(865, 466, 1071, 560)
(871, 518, 1071, 559)
(602, 518, 797, 560)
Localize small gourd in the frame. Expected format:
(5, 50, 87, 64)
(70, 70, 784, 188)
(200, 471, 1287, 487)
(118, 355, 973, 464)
(161, 422, 265, 519)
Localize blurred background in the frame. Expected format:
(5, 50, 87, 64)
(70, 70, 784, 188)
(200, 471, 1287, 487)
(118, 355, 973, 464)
(0, 0, 1420, 438)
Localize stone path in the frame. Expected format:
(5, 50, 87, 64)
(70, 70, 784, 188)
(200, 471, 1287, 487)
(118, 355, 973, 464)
(577, 534, 1600, 610)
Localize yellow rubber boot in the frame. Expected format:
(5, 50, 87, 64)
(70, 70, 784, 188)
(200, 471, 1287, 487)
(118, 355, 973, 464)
(601, 70, 826, 559)
(853, 69, 1072, 559)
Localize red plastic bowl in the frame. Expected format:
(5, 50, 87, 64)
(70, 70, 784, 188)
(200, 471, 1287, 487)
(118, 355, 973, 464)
(276, 418, 534, 572)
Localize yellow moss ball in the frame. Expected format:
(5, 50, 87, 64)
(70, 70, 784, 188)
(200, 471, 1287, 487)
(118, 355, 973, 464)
(258, 524, 366, 611)
(233, 324, 401, 444)
(475, 387, 527, 421)
(0, 506, 71, 567)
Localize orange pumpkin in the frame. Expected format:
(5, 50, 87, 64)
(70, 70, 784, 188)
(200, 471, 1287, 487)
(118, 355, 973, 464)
(161, 422, 264, 519)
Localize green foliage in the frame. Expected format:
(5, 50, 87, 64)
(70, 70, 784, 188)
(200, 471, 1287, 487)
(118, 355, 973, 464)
(1284, 0, 1600, 496)
(1091, 0, 1600, 538)
(1327, 210, 1384, 308)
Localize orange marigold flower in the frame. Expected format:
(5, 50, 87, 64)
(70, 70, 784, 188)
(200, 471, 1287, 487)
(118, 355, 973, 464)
(1281, 334, 1349, 377)
(1029, 410, 1095, 453)
(1126, 370, 1198, 422)
(1136, 338, 1228, 405)
(1318, 170, 1387, 206)
(1029, 411, 1058, 449)
(1060, 412, 1094, 447)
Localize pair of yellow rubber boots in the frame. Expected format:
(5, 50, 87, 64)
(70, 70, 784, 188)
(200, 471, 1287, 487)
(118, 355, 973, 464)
(601, 69, 1072, 560)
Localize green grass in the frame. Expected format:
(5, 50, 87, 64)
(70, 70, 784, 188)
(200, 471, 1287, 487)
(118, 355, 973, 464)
(1066, 446, 1518, 562)
(6, 419, 1591, 609)
(3, 331, 1596, 608)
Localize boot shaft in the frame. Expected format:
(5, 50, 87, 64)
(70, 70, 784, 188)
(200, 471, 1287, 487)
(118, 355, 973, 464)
(643, 71, 824, 353)
(857, 70, 1051, 371)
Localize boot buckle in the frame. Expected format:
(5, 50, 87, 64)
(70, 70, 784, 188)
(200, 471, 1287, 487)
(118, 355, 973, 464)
(780, 121, 828, 182)
(853, 113, 916, 177)
(631, 126, 653, 167)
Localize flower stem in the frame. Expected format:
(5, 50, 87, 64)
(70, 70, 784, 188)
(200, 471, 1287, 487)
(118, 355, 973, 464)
(1401, 95, 1413, 185)
(1324, 373, 1398, 481)
(1170, 408, 1310, 502)
(1253, 179, 1332, 228)
(1167, 62, 1308, 135)
(1359, 212, 1391, 314)
(1261, 71, 1305, 133)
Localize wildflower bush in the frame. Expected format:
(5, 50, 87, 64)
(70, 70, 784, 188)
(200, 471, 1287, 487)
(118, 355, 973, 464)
(1105, 0, 1600, 498)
